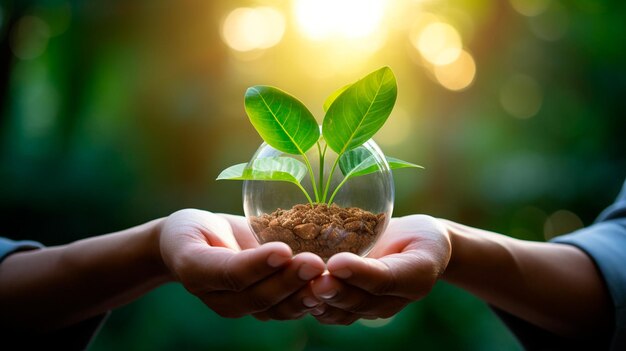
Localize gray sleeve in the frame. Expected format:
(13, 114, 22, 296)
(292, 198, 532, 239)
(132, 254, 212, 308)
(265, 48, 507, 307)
(551, 219, 626, 350)
(0, 237, 109, 350)
(493, 179, 626, 350)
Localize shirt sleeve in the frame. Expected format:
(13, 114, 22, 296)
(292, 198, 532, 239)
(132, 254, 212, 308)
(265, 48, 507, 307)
(0, 237, 109, 350)
(550, 221, 626, 350)
(0, 237, 44, 263)
(493, 180, 626, 350)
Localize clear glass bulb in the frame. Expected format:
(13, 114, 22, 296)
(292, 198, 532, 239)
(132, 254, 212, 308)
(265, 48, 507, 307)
(243, 137, 394, 260)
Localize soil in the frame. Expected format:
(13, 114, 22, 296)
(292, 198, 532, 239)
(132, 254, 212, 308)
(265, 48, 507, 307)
(250, 203, 386, 260)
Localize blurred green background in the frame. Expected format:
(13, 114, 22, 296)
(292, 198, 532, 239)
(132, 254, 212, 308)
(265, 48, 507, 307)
(1, 0, 624, 350)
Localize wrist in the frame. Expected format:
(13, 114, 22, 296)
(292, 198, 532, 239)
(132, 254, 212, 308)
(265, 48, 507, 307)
(438, 218, 463, 282)
(145, 217, 175, 283)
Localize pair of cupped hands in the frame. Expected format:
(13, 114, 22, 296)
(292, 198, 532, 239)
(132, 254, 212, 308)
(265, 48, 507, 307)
(159, 209, 451, 325)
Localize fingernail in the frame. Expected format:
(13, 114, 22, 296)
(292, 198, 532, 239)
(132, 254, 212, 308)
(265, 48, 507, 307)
(310, 305, 326, 316)
(302, 297, 319, 308)
(332, 268, 352, 279)
(267, 253, 289, 268)
(319, 289, 337, 300)
(298, 264, 320, 280)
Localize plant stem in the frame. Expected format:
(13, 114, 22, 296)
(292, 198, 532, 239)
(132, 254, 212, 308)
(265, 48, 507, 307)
(322, 156, 341, 203)
(301, 153, 319, 202)
(295, 181, 314, 206)
(327, 173, 349, 205)
(316, 141, 328, 202)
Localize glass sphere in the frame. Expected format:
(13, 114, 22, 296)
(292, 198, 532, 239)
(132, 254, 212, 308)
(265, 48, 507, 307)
(243, 137, 394, 260)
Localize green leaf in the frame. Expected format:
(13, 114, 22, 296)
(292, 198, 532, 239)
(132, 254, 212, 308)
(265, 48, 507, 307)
(245, 86, 320, 155)
(216, 157, 307, 184)
(328, 148, 421, 205)
(322, 67, 397, 155)
(216, 163, 247, 180)
(338, 147, 373, 176)
(386, 157, 424, 171)
(339, 147, 423, 178)
(323, 83, 352, 112)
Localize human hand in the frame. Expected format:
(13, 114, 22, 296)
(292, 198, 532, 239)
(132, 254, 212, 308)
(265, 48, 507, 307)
(308, 215, 451, 325)
(158, 209, 325, 320)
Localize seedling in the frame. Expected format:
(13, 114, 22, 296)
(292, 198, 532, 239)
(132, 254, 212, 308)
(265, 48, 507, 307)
(217, 66, 422, 205)
(217, 67, 422, 259)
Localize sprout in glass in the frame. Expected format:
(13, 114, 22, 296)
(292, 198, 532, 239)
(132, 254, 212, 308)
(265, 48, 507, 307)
(217, 67, 422, 260)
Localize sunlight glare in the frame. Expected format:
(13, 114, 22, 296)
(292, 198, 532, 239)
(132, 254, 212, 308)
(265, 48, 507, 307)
(294, 0, 387, 40)
(221, 7, 285, 52)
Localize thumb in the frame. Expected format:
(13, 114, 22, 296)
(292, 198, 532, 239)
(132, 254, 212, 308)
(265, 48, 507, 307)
(181, 241, 294, 293)
(326, 251, 441, 300)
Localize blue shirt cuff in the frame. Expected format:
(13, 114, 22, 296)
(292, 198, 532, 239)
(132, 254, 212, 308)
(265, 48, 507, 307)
(0, 237, 44, 263)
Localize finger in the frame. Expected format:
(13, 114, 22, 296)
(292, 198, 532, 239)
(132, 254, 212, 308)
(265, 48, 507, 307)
(253, 283, 320, 321)
(312, 304, 360, 326)
(310, 274, 410, 318)
(162, 209, 240, 250)
(367, 215, 450, 259)
(219, 214, 259, 249)
(326, 252, 438, 300)
(190, 242, 293, 292)
(203, 252, 325, 318)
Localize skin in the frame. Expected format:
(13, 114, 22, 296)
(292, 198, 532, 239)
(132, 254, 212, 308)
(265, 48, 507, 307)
(0, 209, 324, 333)
(0, 210, 612, 341)
(308, 215, 613, 341)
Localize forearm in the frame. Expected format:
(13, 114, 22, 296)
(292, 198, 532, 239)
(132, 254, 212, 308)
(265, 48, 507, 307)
(440, 219, 612, 339)
(0, 218, 172, 333)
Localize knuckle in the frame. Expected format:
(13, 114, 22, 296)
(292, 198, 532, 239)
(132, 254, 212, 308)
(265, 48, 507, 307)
(313, 307, 354, 325)
(248, 294, 273, 312)
(220, 257, 245, 292)
(343, 298, 370, 314)
(264, 312, 290, 321)
(175, 259, 205, 294)
(265, 307, 304, 321)
(407, 266, 438, 300)
(371, 268, 396, 296)
(221, 270, 243, 292)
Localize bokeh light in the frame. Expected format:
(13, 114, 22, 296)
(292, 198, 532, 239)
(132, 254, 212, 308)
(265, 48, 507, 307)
(9, 16, 51, 60)
(294, 0, 387, 40)
(221, 7, 285, 52)
(529, 2, 569, 41)
(500, 74, 543, 119)
(2, 1, 625, 350)
(509, 0, 552, 17)
(408, 12, 440, 40)
(433, 50, 476, 91)
(414, 21, 462, 66)
(544, 210, 584, 239)
(359, 317, 395, 328)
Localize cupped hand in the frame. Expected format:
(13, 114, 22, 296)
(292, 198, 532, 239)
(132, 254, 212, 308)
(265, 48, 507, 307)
(308, 215, 451, 325)
(158, 209, 325, 320)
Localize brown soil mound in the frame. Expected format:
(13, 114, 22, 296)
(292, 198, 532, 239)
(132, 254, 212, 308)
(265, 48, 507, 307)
(250, 203, 386, 260)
